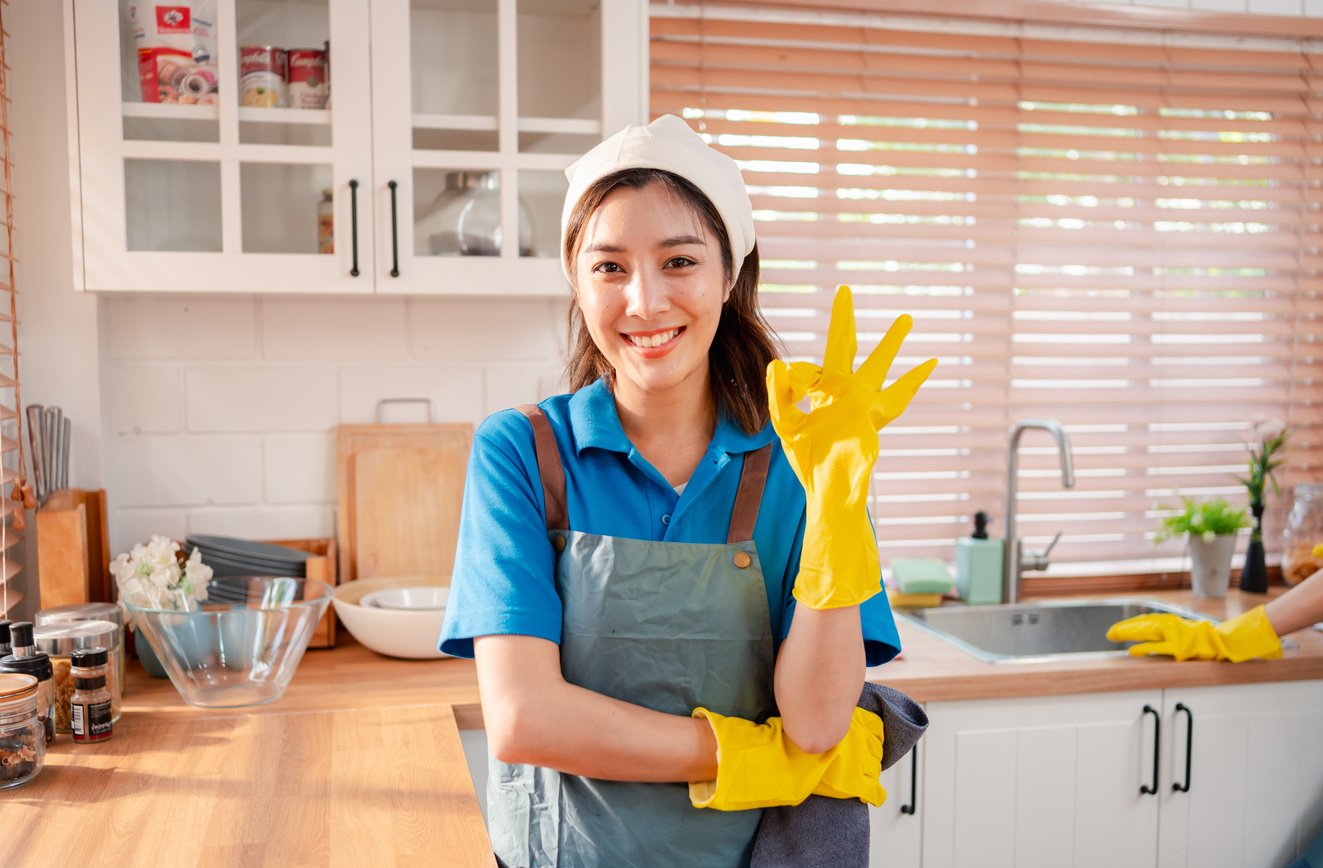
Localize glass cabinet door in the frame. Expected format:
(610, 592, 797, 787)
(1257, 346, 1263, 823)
(69, 0, 642, 295)
(71, 0, 374, 293)
(371, 0, 643, 295)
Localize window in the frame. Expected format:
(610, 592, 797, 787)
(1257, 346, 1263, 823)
(652, 5, 1320, 577)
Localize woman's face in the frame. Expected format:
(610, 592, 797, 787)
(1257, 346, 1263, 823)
(573, 181, 728, 405)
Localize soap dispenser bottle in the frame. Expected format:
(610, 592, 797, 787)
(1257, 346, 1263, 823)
(955, 511, 1005, 605)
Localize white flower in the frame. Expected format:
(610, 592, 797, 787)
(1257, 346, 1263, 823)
(1201, 530, 1217, 544)
(111, 534, 211, 614)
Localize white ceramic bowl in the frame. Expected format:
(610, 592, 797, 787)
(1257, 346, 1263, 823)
(361, 586, 449, 611)
(331, 576, 450, 660)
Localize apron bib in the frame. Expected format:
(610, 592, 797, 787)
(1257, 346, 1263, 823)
(488, 406, 777, 868)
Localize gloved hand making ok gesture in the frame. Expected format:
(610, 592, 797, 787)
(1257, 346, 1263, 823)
(767, 286, 938, 610)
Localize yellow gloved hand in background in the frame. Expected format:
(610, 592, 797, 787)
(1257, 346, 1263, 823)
(767, 286, 938, 609)
(1105, 605, 1282, 662)
(689, 705, 886, 811)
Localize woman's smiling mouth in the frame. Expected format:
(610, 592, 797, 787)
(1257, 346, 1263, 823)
(625, 326, 685, 349)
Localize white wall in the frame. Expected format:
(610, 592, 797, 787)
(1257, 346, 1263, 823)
(12, 0, 1323, 565)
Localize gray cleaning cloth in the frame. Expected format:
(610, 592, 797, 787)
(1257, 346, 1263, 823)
(750, 682, 929, 868)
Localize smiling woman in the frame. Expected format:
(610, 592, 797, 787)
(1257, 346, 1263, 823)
(438, 114, 935, 867)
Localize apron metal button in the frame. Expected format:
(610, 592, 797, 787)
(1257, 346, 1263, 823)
(732, 551, 752, 569)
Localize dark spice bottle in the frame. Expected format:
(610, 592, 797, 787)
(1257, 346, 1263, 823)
(0, 623, 54, 744)
(0, 620, 11, 657)
(69, 647, 113, 743)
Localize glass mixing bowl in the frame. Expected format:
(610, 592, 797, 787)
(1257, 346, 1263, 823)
(125, 575, 332, 708)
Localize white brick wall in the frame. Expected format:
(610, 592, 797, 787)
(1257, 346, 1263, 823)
(104, 295, 567, 553)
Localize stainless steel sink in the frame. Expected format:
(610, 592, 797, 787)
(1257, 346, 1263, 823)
(897, 598, 1212, 664)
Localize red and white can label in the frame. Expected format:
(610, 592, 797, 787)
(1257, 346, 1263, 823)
(240, 45, 288, 108)
(287, 49, 329, 109)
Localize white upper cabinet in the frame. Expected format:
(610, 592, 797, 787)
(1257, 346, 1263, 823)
(64, 0, 646, 294)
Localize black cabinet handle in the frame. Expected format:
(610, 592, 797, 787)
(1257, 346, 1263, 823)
(388, 180, 400, 277)
(1140, 704, 1160, 795)
(1173, 702, 1193, 793)
(900, 744, 918, 815)
(348, 179, 360, 277)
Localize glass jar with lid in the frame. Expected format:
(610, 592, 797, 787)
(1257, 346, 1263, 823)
(36, 602, 128, 699)
(0, 623, 54, 744)
(32, 620, 122, 732)
(0, 673, 45, 788)
(1282, 483, 1323, 586)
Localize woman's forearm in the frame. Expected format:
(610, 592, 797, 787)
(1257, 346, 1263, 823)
(476, 635, 718, 782)
(773, 604, 865, 753)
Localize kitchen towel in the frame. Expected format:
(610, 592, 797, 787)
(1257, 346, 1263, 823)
(750, 682, 929, 868)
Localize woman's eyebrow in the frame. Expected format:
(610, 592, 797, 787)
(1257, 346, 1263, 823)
(660, 234, 706, 248)
(581, 234, 707, 255)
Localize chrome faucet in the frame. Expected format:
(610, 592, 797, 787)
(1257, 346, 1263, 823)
(1003, 419, 1076, 603)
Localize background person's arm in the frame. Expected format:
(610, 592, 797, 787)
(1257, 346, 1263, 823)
(1265, 558, 1323, 637)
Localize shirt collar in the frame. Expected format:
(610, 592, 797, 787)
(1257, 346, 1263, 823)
(569, 377, 778, 457)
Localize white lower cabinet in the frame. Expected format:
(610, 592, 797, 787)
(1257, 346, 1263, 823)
(918, 680, 1323, 868)
(869, 736, 924, 867)
(1156, 682, 1323, 868)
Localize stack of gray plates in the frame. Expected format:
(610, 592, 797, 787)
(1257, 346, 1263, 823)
(186, 535, 312, 579)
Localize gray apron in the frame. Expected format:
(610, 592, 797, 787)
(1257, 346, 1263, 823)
(488, 405, 778, 868)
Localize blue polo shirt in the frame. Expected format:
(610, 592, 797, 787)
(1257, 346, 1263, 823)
(439, 377, 900, 666)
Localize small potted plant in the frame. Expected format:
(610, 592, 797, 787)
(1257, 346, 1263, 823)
(1156, 497, 1250, 598)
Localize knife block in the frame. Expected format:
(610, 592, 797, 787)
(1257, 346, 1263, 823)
(35, 488, 111, 608)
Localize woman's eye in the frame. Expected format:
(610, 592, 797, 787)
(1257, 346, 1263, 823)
(593, 261, 623, 274)
(666, 256, 696, 269)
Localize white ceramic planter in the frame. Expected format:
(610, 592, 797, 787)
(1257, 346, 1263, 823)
(1189, 533, 1237, 598)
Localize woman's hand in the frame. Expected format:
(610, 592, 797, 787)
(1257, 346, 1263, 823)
(767, 285, 937, 609)
(689, 705, 886, 811)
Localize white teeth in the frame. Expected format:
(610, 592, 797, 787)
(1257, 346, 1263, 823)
(629, 328, 680, 348)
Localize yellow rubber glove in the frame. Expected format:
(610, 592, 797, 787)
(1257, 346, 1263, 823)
(690, 706, 886, 811)
(767, 286, 938, 609)
(1105, 605, 1282, 662)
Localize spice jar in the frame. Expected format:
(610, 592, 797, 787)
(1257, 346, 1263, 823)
(32, 620, 121, 732)
(36, 603, 128, 699)
(0, 620, 10, 658)
(1282, 483, 1323, 586)
(69, 648, 113, 744)
(0, 623, 54, 745)
(317, 188, 334, 254)
(0, 673, 44, 788)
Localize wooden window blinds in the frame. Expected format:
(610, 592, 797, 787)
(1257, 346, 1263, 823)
(651, 6, 1321, 576)
(0, 0, 30, 617)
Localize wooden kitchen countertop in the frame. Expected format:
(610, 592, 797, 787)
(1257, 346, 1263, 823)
(3, 587, 1319, 866)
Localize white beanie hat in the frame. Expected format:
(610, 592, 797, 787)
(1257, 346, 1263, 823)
(560, 114, 755, 282)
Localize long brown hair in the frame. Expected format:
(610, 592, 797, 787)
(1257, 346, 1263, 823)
(563, 168, 779, 435)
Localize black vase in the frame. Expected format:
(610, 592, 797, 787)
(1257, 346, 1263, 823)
(1239, 501, 1269, 594)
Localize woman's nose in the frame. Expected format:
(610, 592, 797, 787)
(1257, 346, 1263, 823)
(624, 268, 669, 319)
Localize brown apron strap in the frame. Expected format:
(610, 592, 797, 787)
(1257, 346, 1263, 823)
(727, 444, 772, 544)
(516, 404, 568, 532)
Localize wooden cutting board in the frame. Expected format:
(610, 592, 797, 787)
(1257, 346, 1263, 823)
(336, 423, 474, 585)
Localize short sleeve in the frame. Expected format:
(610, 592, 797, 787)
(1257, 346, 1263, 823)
(438, 411, 564, 658)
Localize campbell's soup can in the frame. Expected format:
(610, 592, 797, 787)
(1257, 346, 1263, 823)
(240, 45, 288, 108)
(287, 49, 329, 110)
